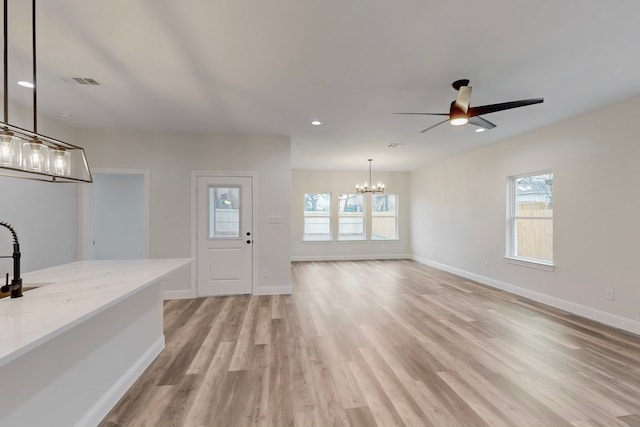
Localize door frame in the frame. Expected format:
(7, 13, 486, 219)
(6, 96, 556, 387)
(191, 171, 257, 297)
(79, 168, 150, 260)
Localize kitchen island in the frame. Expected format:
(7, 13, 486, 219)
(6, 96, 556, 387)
(0, 258, 191, 427)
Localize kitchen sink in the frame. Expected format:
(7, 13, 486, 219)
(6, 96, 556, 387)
(0, 283, 51, 300)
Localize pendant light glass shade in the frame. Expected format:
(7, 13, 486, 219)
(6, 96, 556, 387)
(50, 147, 71, 176)
(0, 132, 22, 167)
(22, 140, 49, 172)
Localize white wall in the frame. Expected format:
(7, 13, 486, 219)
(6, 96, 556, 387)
(410, 96, 640, 333)
(0, 178, 78, 274)
(0, 104, 80, 274)
(78, 130, 292, 296)
(291, 169, 411, 260)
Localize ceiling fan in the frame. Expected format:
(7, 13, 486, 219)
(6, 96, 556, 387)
(395, 79, 543, 133)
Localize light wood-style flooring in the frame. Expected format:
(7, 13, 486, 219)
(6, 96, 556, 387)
(100, 260, 640, 426)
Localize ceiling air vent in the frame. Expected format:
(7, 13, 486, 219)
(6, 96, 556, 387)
(62, 77, 103, 86)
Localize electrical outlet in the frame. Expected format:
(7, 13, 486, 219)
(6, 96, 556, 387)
(605, 288, 615, 301)
(264, 269, 270, 279)
(484, 261, 489, 270)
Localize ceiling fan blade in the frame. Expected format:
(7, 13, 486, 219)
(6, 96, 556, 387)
(394, 112, 449, 116)
(419, 119, 449, 133)
(468, 98, 543, 117)
(454, 85, 472, 113)
(469, 116, 496, 129)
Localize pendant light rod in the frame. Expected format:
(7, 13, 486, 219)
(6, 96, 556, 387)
(3, 0, 8, 125)
(31, 0, 37, 133)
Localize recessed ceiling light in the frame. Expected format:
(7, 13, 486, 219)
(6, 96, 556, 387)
(311, 120, 322, 126)
(58, 112, 73, 118)
(17, 81, 34, 88)
(475, 128, 486, 133)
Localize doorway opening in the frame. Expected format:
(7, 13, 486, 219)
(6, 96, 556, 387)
(80, 169, 150, 260)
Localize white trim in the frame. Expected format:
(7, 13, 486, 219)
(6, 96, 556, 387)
(254, 285, 293, 295)
(191, 171, 258, 297)
(79, 168, 150, 260)
(291, 254, 411, 262)
(163, 289, 196, 300)
(76, 335, 165, 427)
(301, 239, 400, 243)
(412, 255, 640, 336)
(503, 256, 555, 271)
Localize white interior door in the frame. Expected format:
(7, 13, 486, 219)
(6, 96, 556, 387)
(197, 175, 253, 296)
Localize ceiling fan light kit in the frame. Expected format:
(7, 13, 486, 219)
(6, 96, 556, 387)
(0, 0, 92, 183)
(449, 115, 469, 126)
(395, 79, 543, 134)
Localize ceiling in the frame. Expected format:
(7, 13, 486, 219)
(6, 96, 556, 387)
(4, 0, 640, 171)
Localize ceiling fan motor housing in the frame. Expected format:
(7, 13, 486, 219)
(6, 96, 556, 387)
(449, 101, 468, 125)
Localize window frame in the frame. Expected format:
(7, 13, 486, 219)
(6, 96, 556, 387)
(337, 193, 366, 241)
(207, 185, 241, 240)
(371, 194, 399, 241)
(505, 171, 555, 271)
(303, 193, 332, 242)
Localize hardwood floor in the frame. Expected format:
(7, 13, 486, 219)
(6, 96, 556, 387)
(100, 260, 640, 426)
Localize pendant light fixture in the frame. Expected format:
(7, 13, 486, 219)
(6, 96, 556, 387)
(355, 159, 384, 194)
(0, 0, 92, 183)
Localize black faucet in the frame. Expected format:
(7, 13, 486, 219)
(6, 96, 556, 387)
(0, 221, 22, 298)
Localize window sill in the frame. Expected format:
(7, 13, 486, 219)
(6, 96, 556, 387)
(503, 256, 555, 271)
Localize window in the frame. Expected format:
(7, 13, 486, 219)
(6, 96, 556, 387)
(372, 194, 398, 240)
(507, 172, 553, 266)
(303, 193, 331, 241)
(209, 186, 240, 239)
(338, 193, 365, 240)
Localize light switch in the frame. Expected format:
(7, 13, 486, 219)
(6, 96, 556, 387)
(268, 216, 283, 224)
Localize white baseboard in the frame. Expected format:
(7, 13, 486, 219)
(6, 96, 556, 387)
(291, 253, 411, 262)
(412, 255, 640, 336)
(163, 289, 196, 300)
(254, 285, 293, 296)
(165, 287, 291, 297)
(76, 335, 165, 427)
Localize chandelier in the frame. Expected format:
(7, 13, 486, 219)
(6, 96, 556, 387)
(355, 159, 384, 194)
(0, 0, 92, 183)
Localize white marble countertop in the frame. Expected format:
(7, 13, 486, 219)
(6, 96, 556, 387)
(0, 258, 192, 368)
